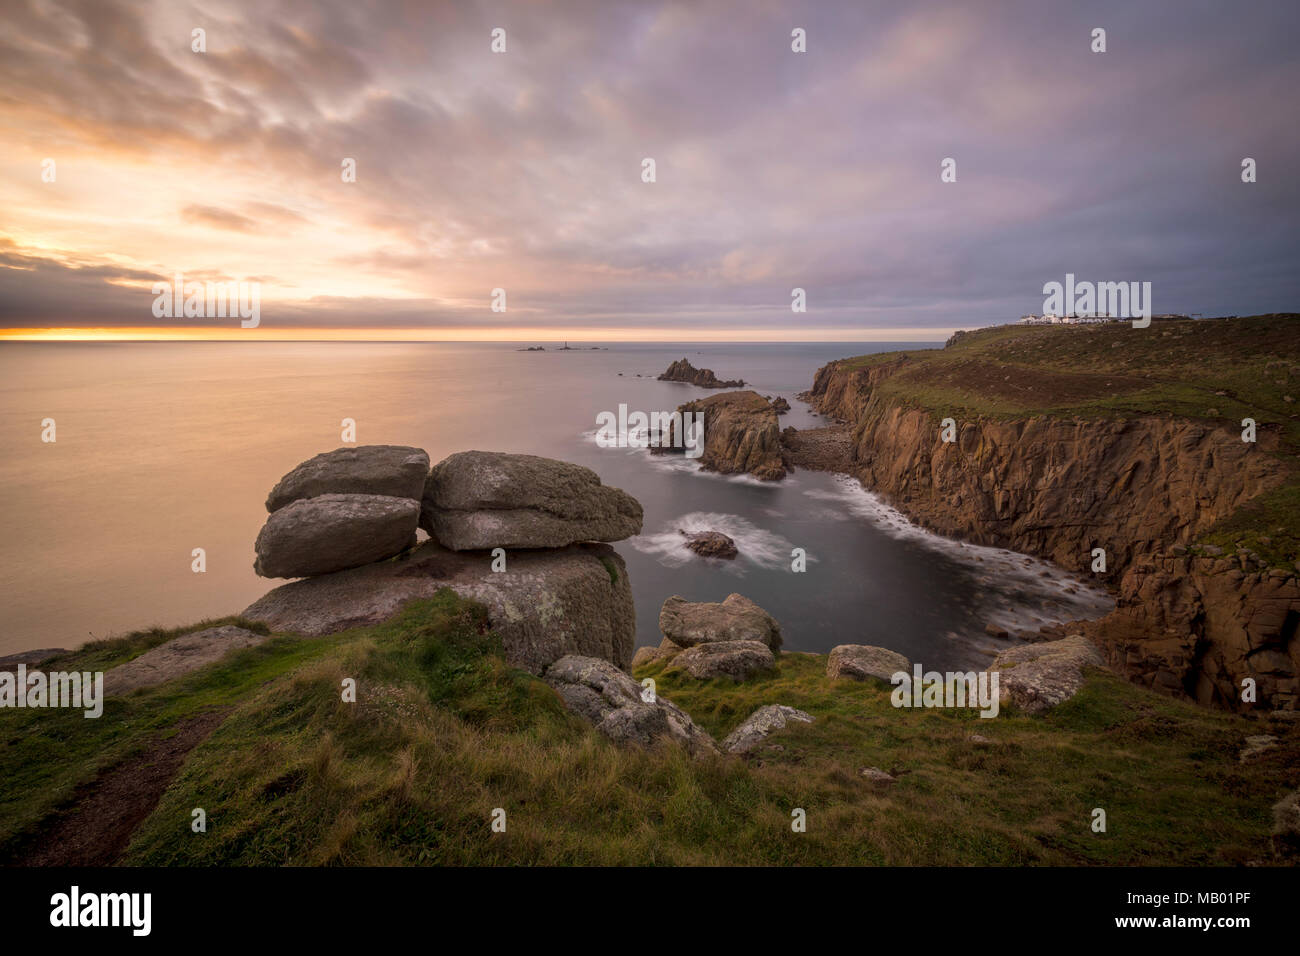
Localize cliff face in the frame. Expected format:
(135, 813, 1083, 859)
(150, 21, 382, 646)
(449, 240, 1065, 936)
(680, 390, 786, 481)
(1086, 554, 1299, 711)
(804, 357, 1297, 711)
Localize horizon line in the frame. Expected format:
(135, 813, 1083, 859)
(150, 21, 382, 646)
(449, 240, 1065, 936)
(0, 326, 969, 343)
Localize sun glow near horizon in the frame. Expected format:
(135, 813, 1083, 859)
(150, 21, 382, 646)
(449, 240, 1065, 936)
(0, 326, 963, 343)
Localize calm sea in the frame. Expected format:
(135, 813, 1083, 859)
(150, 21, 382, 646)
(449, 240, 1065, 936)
(0, 341, 1110, 666)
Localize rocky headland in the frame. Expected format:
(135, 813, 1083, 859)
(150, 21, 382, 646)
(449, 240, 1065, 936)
(792, 316, 1300, 712)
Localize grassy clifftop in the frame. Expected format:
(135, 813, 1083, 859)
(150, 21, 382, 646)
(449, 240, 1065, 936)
(1, 595, 1295, 866)
(829, 315, 1300, 567)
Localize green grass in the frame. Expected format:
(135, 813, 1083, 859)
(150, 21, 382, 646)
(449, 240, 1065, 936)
(2, 596, 1293, 866)
(832, 315, 1300, 566)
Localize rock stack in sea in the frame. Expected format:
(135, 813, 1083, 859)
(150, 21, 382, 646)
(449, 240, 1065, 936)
(246, 447, 643, 674)
(657, 357, 745, 389)
(675, 391, 788, 481)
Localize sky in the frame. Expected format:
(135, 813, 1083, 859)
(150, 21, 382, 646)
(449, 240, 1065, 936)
(0, 0, 1297, 341)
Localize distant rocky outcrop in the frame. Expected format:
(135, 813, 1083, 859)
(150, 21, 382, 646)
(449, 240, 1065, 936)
(721, 704, 814, 754)
(265, 445, 429, 512)
(676, 390, 787, 480)
(827, 644, 911, 682)
(659, 594, 783, 651)
(680, 529, 738, 559)
(544, 655, 719, 756)
(987, 634, 1103, 713)
(246, 448, 643, 673)
(254, 494, 420, 578)
(420, 450, 642, 551)
(667, 640, 775, 681)
(768, 395, 791, 414)
(658, 358, 744, 389)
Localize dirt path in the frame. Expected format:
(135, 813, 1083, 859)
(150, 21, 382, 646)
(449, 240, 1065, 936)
(15, 709, 228, 866)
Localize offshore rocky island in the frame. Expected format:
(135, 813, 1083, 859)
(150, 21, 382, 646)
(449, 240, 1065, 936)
(1, 315, 1297, 867)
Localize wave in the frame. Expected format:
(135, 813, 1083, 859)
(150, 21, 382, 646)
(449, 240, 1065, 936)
(805, 474, 1114, 640)
(628, 511, 810, 573)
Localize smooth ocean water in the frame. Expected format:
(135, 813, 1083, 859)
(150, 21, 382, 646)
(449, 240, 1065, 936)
(0, 341, 1111, 667)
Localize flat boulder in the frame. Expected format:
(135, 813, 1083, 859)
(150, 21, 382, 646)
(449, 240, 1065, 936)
(667, 640, 775, 681)
(658, 593, 782, 651)
(244, 540, 634, 674)
(104, 625, 269, 696)
(253, 493, 419, 578)
(265, 445, 429, 512)
(721, 704, 814, 754)
(827, 644, 911, 682)
(544, 655, 718, 756)
(421, 451, 642, 550)
(987, 634, 1104, 714)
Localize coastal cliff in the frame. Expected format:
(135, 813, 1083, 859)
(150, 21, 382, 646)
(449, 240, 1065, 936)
(799, 317, 1300, 711)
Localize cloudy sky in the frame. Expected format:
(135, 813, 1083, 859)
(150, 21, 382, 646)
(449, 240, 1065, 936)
(1, 0, 1297, 340)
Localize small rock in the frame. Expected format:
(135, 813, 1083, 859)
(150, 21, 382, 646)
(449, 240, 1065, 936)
(667, 640, 775, 681)
(721, 704, 814, 754)
(1239, 734, 1279, 762)
(1273, 790, 1300, 859)
(826, 644, 910, 682)
(859, 767, 896, 783)
(987, 634, 1104, 714)
(968, 733, 995, 745)
(659, 593, 782, 651)
(631, 637, 684, 669)
(679, 529, 738, 559)
(544, 655, 718, 757)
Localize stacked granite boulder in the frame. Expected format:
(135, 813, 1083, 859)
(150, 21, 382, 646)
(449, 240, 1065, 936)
(631, 593, 784, 682)
(254, 445, 428, 578)
(419, 450, 643, 550)
(247, 447, 644, 676)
